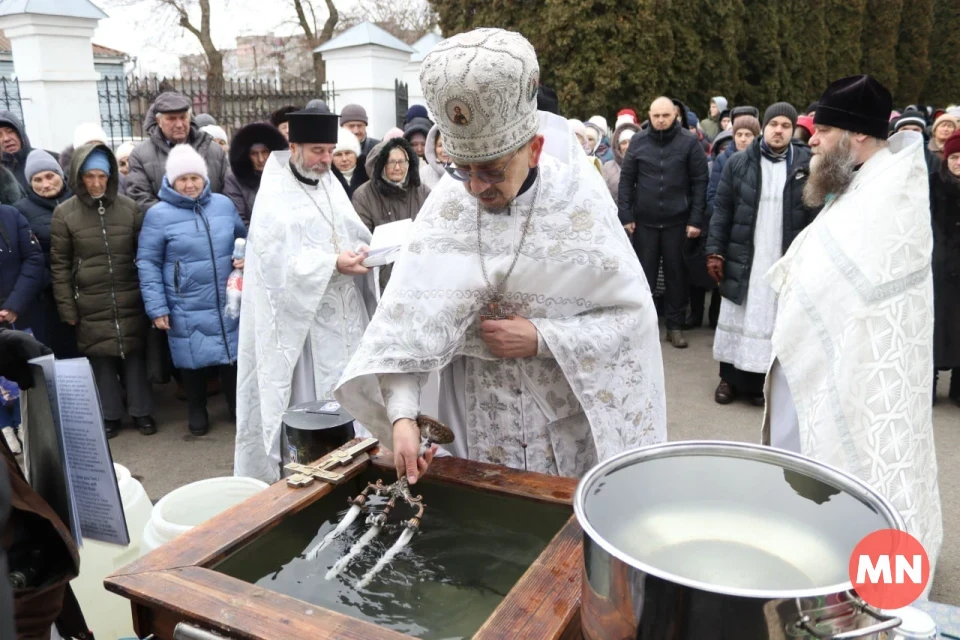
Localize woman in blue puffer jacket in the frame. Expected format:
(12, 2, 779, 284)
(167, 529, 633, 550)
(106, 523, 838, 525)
(137, 144, 246, 436)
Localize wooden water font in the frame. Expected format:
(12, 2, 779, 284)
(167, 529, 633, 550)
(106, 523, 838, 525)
(104, 436, 584, 639)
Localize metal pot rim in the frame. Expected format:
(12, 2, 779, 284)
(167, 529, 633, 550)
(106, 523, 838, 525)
(573, 440, 906, 599)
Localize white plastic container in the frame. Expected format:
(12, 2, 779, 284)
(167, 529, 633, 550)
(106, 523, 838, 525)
(71, 464, 153, 640)
(140, 476, 268, 558)
(883, 606, 939, 639)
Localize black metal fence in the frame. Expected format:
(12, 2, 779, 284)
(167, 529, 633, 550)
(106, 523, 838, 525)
(0, 78, 24, 125)
(98, 76, 337, 144)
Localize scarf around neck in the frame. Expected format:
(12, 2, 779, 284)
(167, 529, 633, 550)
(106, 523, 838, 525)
(760, 139, 792, 167)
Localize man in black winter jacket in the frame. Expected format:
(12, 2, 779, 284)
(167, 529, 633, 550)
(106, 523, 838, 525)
(705, 102, 818, 406)
(618, 96, 709, 348)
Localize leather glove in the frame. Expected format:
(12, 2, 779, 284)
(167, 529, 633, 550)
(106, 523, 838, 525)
(0, 328, 52, 389)
(706, 255, 725, 284)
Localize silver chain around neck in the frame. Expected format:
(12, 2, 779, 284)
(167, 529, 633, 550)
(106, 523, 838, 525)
(476, 177, 542, 303)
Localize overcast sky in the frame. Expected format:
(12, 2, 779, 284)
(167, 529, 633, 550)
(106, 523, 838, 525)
(93, 0, 359, 76)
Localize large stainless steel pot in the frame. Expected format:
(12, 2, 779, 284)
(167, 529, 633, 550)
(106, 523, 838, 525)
(574, 441, 906, 639)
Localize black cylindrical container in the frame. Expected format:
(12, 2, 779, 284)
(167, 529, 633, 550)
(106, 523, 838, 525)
(280, 400, 355, 477)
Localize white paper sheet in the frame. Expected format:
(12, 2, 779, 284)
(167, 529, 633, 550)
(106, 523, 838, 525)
(361, 219, 413, 267)
(54, 358, 129, 546)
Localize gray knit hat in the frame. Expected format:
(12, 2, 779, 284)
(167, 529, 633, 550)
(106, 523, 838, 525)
(763, 102, 798, 129)
(339, 104, 368, 126)
(25, 149, 63, 181)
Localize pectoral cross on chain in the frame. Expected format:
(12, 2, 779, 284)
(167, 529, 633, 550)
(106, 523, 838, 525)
(479, 293, 517, 321)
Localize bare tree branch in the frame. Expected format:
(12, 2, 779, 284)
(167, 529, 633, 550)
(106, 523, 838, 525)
(292, 0, 315, 42)
(320, 0, 339, 44)
(337, 0, 437, 44)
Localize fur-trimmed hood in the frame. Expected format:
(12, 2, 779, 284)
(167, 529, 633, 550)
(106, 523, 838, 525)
(366, 137, 421, 198)
(229, 122, 288, 190)
(0, 164, 22, 205)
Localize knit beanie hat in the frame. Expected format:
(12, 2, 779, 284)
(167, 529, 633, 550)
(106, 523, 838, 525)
(200, 124, 228, 143)
(194, 113, 217, 128)
(80, 148, 111, 176)
(619, 129, 636, 144)
(933, 113, 956, 134)
(588, 115, 609, 137)
(115, 141, 136, 161)
(334, 127, 361, 156)
(25, 149, 63, 181)
(686, 111, 700, 128)
(763, 102, 798, 129)
(165, 144, 208, 183)
(616, 109, 638, 127)
(893, 110, 927, 132)
(72, 122, 109, 150)
(943, 130, 960, 159)
(383, 127, 404, 141)
(732, 115, 761, 138)
(405, 104, 429, 123)
(339, 104, 369, 126)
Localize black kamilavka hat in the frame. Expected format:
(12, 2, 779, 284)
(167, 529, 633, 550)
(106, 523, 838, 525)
(287, 109, 340, 144)
(814, 75, 892, 140)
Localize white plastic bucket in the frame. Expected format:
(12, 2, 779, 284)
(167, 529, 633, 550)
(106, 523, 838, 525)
(71, 464, 153, 640)
(140, 476, 268, 558)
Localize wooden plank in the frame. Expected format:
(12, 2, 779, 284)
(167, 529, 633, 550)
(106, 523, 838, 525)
(473, 516, 584, 640)
(370, 452, 579, 506)
(109, 566, 411, 640)
(109, 441, 373, 578)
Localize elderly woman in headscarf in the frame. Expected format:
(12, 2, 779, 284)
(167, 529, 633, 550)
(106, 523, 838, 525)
(602, 120, 640, 200)
(331, 127, 362, 198)
(419, 124, 448, 189)
(403, 117, 433, 161)
(351, 137, 430, 292)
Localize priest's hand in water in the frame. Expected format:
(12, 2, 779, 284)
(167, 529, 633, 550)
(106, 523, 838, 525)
(336, 249, 370, 275)
(393, 418, 437, 484)
(480, 316, 539, 358)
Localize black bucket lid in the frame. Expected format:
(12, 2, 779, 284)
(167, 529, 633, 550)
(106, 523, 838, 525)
(281, 400, 354, 431)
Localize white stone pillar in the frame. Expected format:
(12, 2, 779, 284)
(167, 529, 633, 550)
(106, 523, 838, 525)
(317, 22, 415, 139)
(0, 2, 107, 152)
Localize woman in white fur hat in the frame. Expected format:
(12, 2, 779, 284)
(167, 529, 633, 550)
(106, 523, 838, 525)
(137, 144, 246, 436)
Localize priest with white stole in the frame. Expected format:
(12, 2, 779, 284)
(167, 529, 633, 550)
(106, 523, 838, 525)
(335, 28, 667, 484)
(234, 108, 376, 483)
(763, 75, 943, 590)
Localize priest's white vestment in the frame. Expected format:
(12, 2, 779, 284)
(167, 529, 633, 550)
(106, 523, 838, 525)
(335, 129, 666, 477)
(763, 131, 942, 586)
(235, 151, 375, 483)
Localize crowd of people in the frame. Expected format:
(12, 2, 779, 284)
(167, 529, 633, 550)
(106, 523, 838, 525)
(0, 25, 954, 634)
(0, 91, 455, 451)
(0, 69, 957, 455)
(566, 91, 960, 411)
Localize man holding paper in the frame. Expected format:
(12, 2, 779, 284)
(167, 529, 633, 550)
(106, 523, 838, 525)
(234, 108, 377, 483)
(335, 29, 666, 482)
